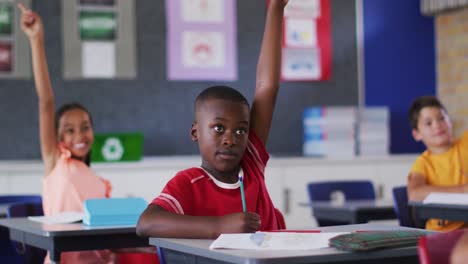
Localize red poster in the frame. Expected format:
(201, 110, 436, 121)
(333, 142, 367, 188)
(269, 0, 331, 81)
(0, 42, 12, 72)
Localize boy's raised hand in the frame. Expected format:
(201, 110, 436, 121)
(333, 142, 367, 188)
(17, 3, 43, 40)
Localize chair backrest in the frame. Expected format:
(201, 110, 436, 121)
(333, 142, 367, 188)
(7, 202, 44, 218)
(6, 202, 46, 264)
(0, 195, 42, 204)
(392, 186, 414, 227)
(307, 180, 375, 201)
(307, 180, 375, 226)
(418, 230, 467, 264)
(0, 195, 42, 262)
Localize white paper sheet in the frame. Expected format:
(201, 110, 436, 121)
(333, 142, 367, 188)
(82, 41, 116, 78)
(423, 192, 468, 205)
(282, 48, 320, 80)
(181, 0, 224, 22)
(28, 212, 84, 225)
(285, 18, 317, 48)
(209, 232, 349, 250)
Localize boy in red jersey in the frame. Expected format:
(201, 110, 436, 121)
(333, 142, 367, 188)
(137, 0, 287, 238)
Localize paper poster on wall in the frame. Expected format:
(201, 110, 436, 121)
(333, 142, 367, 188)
(166, 0, 237, 81)
(282, 48, 320, 80)
(285, 18, 317, 47)
(0, 0, 32, 78)
(79, 0, 115, 6)
(0, 42, 12, 72)
(0, 3, 13, 35)
(181, 0, 224, 23)
(285, 0, 320, 18)
(79, 11, 117, 40)
(182, 31, 225, 68)
(82, 41, 115, 78)
(278, 0, 331, 81)
(63, 0, 136, 79)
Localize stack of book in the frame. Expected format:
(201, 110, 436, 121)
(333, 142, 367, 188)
(358, 107, 390, 156)
(303, 107, 357, 158)
(83, 197, 147, 226)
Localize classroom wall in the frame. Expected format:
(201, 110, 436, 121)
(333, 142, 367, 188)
(362, 0, 436, 154)
(436, 8, 468, 137)
(0, 0, 359, 159)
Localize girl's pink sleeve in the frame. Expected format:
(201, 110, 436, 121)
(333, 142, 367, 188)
(100, 178, 112, 198)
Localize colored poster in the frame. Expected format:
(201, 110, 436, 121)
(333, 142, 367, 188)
(79, 0, 115, 6)
(91, 132, 143, 162)
(285, 18, 317, 47)
(0, 3, 13, 35)
(79, 11, 117, 40)
(82, 41, 115, 78)
(285, 0, 320, 18)
(0, 42, 12, 72)
(280, 0, 331, 81)
(182, 31, 225, 68)
(282, 48, 320, 80)
(181, 0, 224, 23)
(166, 0, 237, 81)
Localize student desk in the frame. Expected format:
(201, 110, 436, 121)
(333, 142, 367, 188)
(0, 218, 149, 263)
(409, 201, 468, 222)
(0, 204, 8, 218)
(300, 200, 397, 224)
(150, 224, 420, 264)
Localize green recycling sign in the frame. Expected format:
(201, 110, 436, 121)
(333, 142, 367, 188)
(91, 132, 143, 162)
(101, 137, 124, 161)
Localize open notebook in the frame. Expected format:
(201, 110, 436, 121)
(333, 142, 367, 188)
(423, 192, 468, 205)
(210, 232, 349, 250)
(28, 212, 84, 225)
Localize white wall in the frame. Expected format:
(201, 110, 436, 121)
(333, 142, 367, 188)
(0, 155, 416, 228)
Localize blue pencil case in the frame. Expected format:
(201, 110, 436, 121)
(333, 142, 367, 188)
(83, 197, 147, 226)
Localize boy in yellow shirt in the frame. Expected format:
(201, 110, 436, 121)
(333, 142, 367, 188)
(407, 95, 468, 231)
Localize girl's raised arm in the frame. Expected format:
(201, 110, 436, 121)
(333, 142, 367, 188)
(18, 3, 58, 174)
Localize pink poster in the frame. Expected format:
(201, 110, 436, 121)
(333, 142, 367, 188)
(166, 0, 237, 81)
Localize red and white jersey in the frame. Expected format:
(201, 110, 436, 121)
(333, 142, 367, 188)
(151, 131, 284, 230)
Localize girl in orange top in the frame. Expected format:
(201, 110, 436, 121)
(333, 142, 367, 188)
(19, 4, 115, 263)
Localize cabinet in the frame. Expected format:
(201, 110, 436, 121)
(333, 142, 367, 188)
(0, 155, 416, 228)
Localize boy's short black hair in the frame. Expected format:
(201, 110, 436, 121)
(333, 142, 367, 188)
(408, 95, 446, 129)
(195, 86, 249, 112)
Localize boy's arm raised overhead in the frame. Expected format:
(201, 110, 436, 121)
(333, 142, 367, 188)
(407, 172, 468, 201)
(18, 4, 58, 174)
(250, 0, 287, 145)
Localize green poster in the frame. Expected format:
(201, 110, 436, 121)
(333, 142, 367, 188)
(79, 11, 116, 40)
(79, 0, 115, 6)
(91, 132, 143, 162)
(0, 4, 12, 35)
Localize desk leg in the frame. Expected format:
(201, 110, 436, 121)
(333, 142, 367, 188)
(50, 249, 61, 264)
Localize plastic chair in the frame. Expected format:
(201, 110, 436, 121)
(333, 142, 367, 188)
(0, 195, 42, 204)
(392, 186, 424, 228)
(157, 247, 166, 264)
(307, 180, 375, 226)
(117, 252, 159, 264)
(6, 202, 46, 264)
(418, 229, 467, 264)
(0, 195, 42, 263)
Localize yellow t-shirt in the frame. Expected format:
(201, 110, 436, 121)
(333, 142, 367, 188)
(410, 131, 468, 231)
